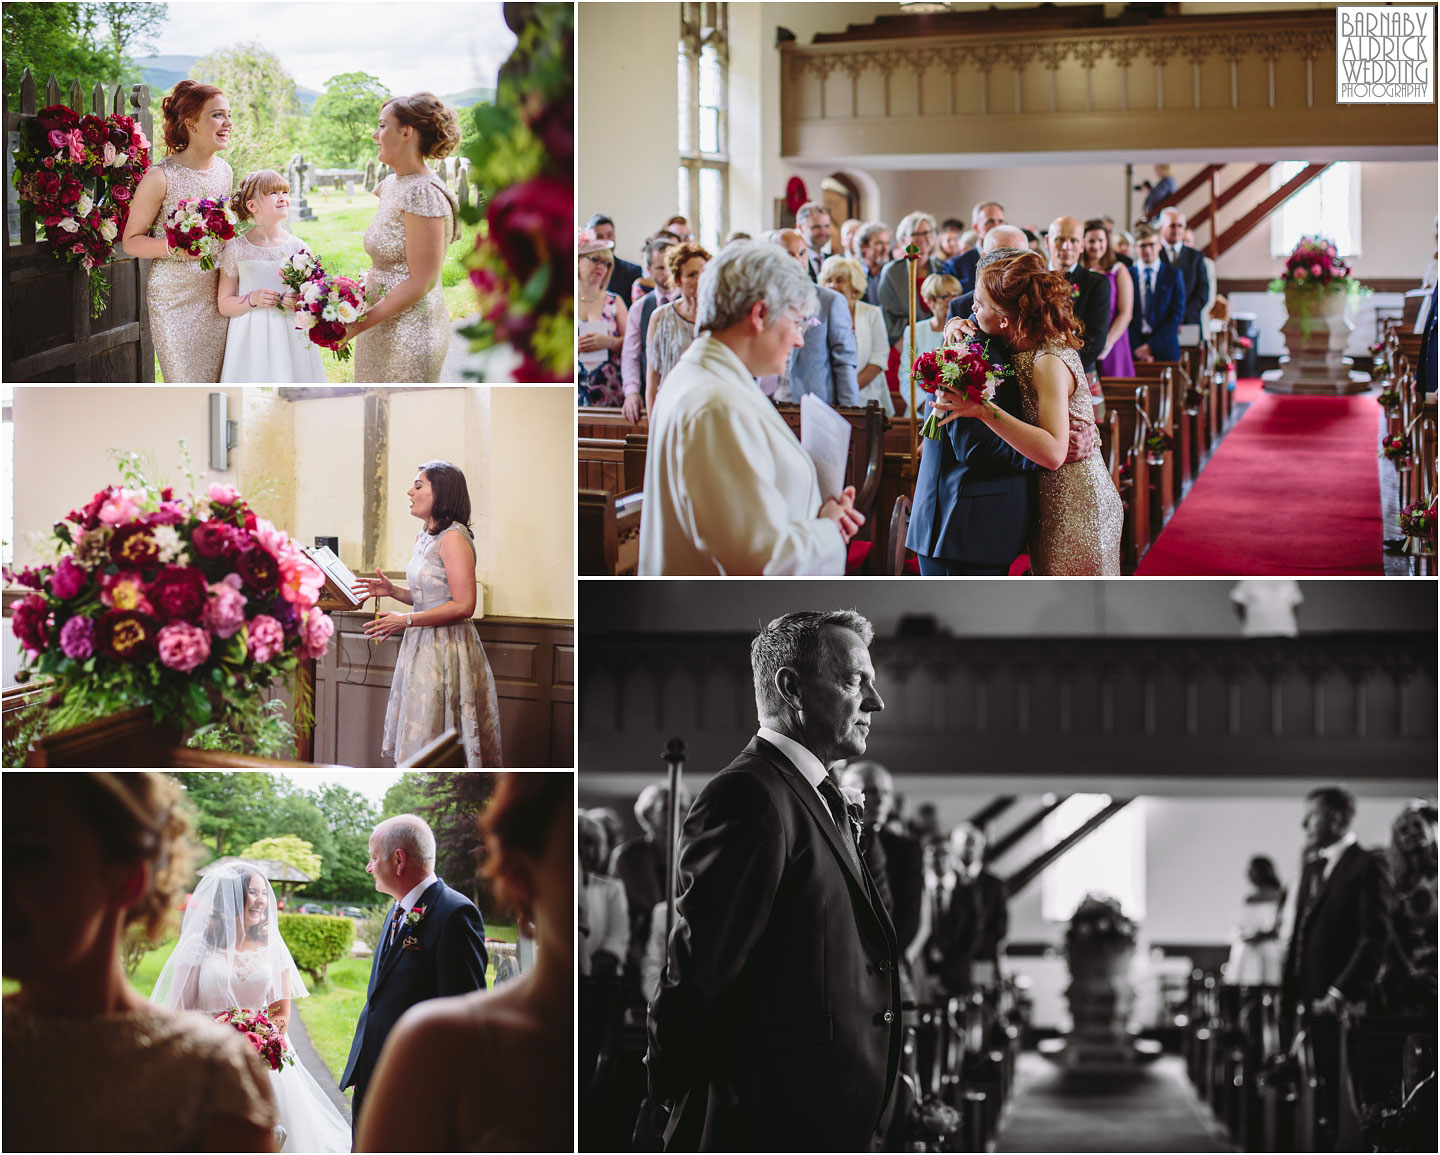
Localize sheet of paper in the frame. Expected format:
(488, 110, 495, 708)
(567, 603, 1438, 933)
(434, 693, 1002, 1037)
(800, 393, 852, 502)
(305, 545, 363, 606)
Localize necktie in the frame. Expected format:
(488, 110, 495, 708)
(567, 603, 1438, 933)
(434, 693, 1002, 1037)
(1288, 855, 1325, 977)
(818, 777, 863, 876)
(386, 905, 405, 952)
(1144, 266, 1154, 322)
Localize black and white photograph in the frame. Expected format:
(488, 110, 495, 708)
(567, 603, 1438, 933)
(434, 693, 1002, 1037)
(578, 579, 1437, 1153)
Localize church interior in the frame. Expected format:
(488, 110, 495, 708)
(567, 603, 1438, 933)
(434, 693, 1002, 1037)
(577, 578, 1437, 1152)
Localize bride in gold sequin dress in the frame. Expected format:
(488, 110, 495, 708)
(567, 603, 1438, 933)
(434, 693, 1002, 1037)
(934, 251, 1122, 575)
(121, 80, 233, 382)
(344, 93, 461, 382)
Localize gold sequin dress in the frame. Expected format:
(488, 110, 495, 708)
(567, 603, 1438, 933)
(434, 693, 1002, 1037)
(355, 172, 460, 382)
(1014, 344, 1123, 575)
(146, 155, 233, 382)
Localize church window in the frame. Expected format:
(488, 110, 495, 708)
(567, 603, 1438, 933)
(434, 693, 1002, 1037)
(1040, 794, 1147, 923)
(1270, 161, 1360, 258)
(679, 3, 729, 252)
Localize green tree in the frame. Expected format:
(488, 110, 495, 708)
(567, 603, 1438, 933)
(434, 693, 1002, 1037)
(92, 1, 166, 92)
(271, 790, 338, 883)
(3, 3, 109, 113)
(240, 834, 322, 903)
(306, 71, 389, 169)
(417, 773, 496, 912)
(306, 783, 379, 904)
(170, 772, 277, 860)
(381, 772, 429, 820)
(190, 40, 304, 192)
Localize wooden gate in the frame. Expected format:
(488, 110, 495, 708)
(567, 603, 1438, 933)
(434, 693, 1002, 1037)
(3, 70, 155, 382)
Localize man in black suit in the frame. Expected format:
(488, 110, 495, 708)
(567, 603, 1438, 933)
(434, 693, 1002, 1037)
(587, 213, 642, 302)
(841, 760, 925, 960)
(341, 814, 489, 1138)
(647, 610, 902, 1151)
(1046, 215, 1112, 376)
(1157, 208, 1208, 331)
(925, 823, 1008, 995)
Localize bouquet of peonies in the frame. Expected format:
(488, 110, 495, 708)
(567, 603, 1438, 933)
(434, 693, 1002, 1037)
(276, 248, 323, 300)
(12, 103, 151, 315)
(1269, 235, 1353, 294)
(1398, 499, 1436, 544)
(1380, 433, 1411, 464)
(1066, 893, 1138, 947)
(214, 1007, 294, 1072)
(3, 454, 334, 754)
(292, 272, 368, 361)
(911, 339, 1008, 439)
(164, 195, 238, 271)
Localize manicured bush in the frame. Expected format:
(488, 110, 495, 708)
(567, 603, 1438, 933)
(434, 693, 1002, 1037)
(278, 913, 354, 988)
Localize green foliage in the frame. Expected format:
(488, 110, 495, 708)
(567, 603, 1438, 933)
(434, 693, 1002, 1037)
(417, 773, 497, 913)
(3, 1, 163, 115)
(1, 696, 51, 768)
(306, 71, 389, 169)
(186, 697, 297, 760)
(170, 772, 276, 859)
(121, 920, 165, 977)
(190, 40, 305, 192)
(381, 771, 429, 819)
(277, 912, 353, 987)
(240, 834, 323, 884)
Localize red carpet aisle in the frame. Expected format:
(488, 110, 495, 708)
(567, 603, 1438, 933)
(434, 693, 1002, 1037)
(1136, 383, 1384, 575)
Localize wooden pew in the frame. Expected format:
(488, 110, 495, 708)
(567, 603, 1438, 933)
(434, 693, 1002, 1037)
(1099, 381, 1153, 565)
(578, 488, 641, 576)
(1135, 361, 1196, 502)
(578, 435, 646, 496)
(577, 406, 646, 441)
(1116, 367, 1176, 525)
(1336, 1015, 1438, 1153)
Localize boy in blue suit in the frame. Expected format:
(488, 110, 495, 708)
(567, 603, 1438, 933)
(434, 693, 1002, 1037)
(1130, 226, 1185, 363)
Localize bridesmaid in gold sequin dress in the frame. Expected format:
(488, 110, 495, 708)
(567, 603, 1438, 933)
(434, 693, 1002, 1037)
(343, 93, 461, 382)
(934, 251, 1122, 575)
(121, 80, 233, 383)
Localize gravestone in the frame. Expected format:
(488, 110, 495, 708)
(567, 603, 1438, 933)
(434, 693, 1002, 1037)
(344, 180, 355, 197)
(364, 160, 376, 191)
(457, 169, 470, 210)
(289, 153, 316, 222)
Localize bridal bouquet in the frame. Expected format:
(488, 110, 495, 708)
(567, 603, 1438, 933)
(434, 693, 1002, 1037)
(911, 340, 1008, 439)
(163, 195, 238, 270)
(293, 272, 368, 361)
(276, 247, 323, 299)
(3, 449, 333, 757)
(215, 1007, 294, 1072)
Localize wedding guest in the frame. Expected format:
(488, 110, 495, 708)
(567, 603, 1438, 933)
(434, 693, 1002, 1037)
(1130, 226, 1185, 363)
(773, 229, 860, 406)
(629, 230, 683, 302)
(957, 229, 979, 257)
(347, 93, 462, 381)
(1046, 215, 1112, 376)
(579, 810, 627, 1149)
(351, 461, 503, 767)
(878, 211, 944, 346)
(576, 228, 628, 406)
(1139, 163, 1177, 222)
(661, 214, 692, 241)
(586, 808, 626, 866)
(937, 217, 966, 263)
(1158, 207, 1209, 331)
(620, 237, 679, 421)
(587, 213, 642, 302)
(1225, 855, 1287, 986)
(724, 230, 751, 244)
(638, 241, 864, 575)
(3, 773, 277, 1152)
(856, 220, 892, 305)
(1113, 229, 1136, 266)
(1380, 801, 1437, 1016)
(1082, 217, 1137, 380)
(944, 200, 1006, 293)
(611, 781, 693, 1009)
(1184, 226, 1220, 330)
(646, 240, 711, 414)
(358, 774, 573, 1153)
(914, 273, 963, 356)
(795, 201, 833, 280)
(121, 79, 233, 383)
(839, 217, 863, 259)
(924, 823, 1008, 995)
(820, 255, 891, 414)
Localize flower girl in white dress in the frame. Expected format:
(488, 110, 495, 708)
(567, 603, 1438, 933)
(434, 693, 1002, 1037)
(217, 169, 326, 382)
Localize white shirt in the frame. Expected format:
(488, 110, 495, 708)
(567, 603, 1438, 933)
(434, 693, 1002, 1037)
(852, 300, 893, 416)
(638, 334, 846, 575)
(755, 726, 852, 841)
(396, 872, 439, 917)
(1314, 831, 1358, 883)
(1231, 580, 1303, 636)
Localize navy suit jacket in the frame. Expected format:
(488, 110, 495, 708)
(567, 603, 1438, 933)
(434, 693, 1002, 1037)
(340, 878, 488, 1096)
(610, 256, 642, 305)
(789, 283, 859, 406)
(904, 324, 1038, 567)
(942, 247, 981, 294)
(1418, 283, 1438, 395)
(1161, 244, 1208, 327)
(1130, 263, 1185, 363)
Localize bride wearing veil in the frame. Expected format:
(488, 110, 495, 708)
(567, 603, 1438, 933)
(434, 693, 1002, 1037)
(152, 862, 351, 1153)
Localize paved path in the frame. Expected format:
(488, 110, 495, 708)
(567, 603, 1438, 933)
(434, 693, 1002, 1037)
(289, 1007, 352, 1124)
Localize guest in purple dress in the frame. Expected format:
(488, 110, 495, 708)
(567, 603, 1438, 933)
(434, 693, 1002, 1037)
(1083, 218, 1136, 379)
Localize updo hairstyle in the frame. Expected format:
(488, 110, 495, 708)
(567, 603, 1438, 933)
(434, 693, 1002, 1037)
(161, 80, 224, 154)
(977, 251, 1083, 350)
(385, 93, 461, 160)
(665, 240, 712, 283)
(233, 169, 291, 224)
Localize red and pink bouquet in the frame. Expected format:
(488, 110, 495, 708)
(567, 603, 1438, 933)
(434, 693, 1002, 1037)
(292, 273, 368, 361)
(215, 1007, 294, 1072)
(4, 455, 333, 755)
(911, 339, 1009, 439)
(12, 103, 151, 316)
(1380, 433, 1411, 464)
(163, 195, 238, 271)
(1398, 499, 1436, 545)
(1270, 235, 1353, 295)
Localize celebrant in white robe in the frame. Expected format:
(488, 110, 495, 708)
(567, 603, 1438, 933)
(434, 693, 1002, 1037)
(638, 241, 865, 576)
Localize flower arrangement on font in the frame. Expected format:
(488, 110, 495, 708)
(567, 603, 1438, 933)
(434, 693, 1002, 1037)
(12, 103, 152, 317)
(214, 1008, 294, 1073)
(458, 1, 574, 381)
(1269, 235, 1354, 295)
(1065, 893, 1138, 949)
(163, 196, 237, 271)
(911, 340, 1009, 439)
(3, 448, 334, 759)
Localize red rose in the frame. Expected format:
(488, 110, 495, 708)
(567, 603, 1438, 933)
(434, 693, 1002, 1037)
(37, 172, 60, 199)
(237, 546, 279, 590)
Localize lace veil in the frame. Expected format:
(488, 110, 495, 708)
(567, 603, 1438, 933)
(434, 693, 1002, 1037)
(151, 860, 309, 1014)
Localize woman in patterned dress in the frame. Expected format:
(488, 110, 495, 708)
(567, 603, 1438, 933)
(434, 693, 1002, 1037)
(932, 251, 1122, 575)
(344, 93, 461, 382)
(121, 80, 234, 382)
(577, 229, 627, 406)
(350, 460, 503, 767)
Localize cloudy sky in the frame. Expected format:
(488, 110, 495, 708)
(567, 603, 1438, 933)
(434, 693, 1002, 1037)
(147, 1, 515, 98)
(280, 770, 403, 810)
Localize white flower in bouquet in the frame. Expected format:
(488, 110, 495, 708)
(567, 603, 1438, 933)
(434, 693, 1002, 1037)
(75, 193, 93, 217)
(150, 524, 187, 565)
(292, 252, 314, 275)
(56, 215, 79, 233)
(98, 217, 118, 242)
(298, 311, 318, 329)
(336, 301, 357, 323)
(180, 210, 204, 233)
(300, 280, 324, 305)
(223, 206, 237, 225)
(198, 235, 222, 262)
(321, 301, 339, 322)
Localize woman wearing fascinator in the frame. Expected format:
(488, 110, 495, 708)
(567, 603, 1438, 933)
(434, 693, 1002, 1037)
(152, 861, 350, 1152)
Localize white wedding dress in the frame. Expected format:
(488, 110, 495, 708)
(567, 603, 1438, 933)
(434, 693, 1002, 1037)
(218, 231, 327, 383)
(198, 950, 351, 1153)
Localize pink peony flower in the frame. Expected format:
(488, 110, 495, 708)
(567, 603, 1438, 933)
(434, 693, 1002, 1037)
(297, 608, 334, 660)
(13, 594, 51, 655)
(248, 613, 285, 663)
(49, 556, 88, 600)
(97, 487, 144, 526)
(59, 615, 96, 660)
(208, 482, 240, 505)
(278, 551, 325, 610)
(156, 621, 210, 673)
(204, 573, 248, 639)
(99, 570, 153, 614)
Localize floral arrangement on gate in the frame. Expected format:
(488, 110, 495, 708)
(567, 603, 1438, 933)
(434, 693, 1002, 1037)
(1065, 893, 1138, 948)
(163, 195, 237, 271)
(1398, 498, 1436, 545)
(458, 0, 574, 381)
(12, 103, 151, 317)
(3, 447, 333, 758)
(911, 340, 1009, 439)
(1380, 433, 1411, 464)
(214, 1007, 294, 1072)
